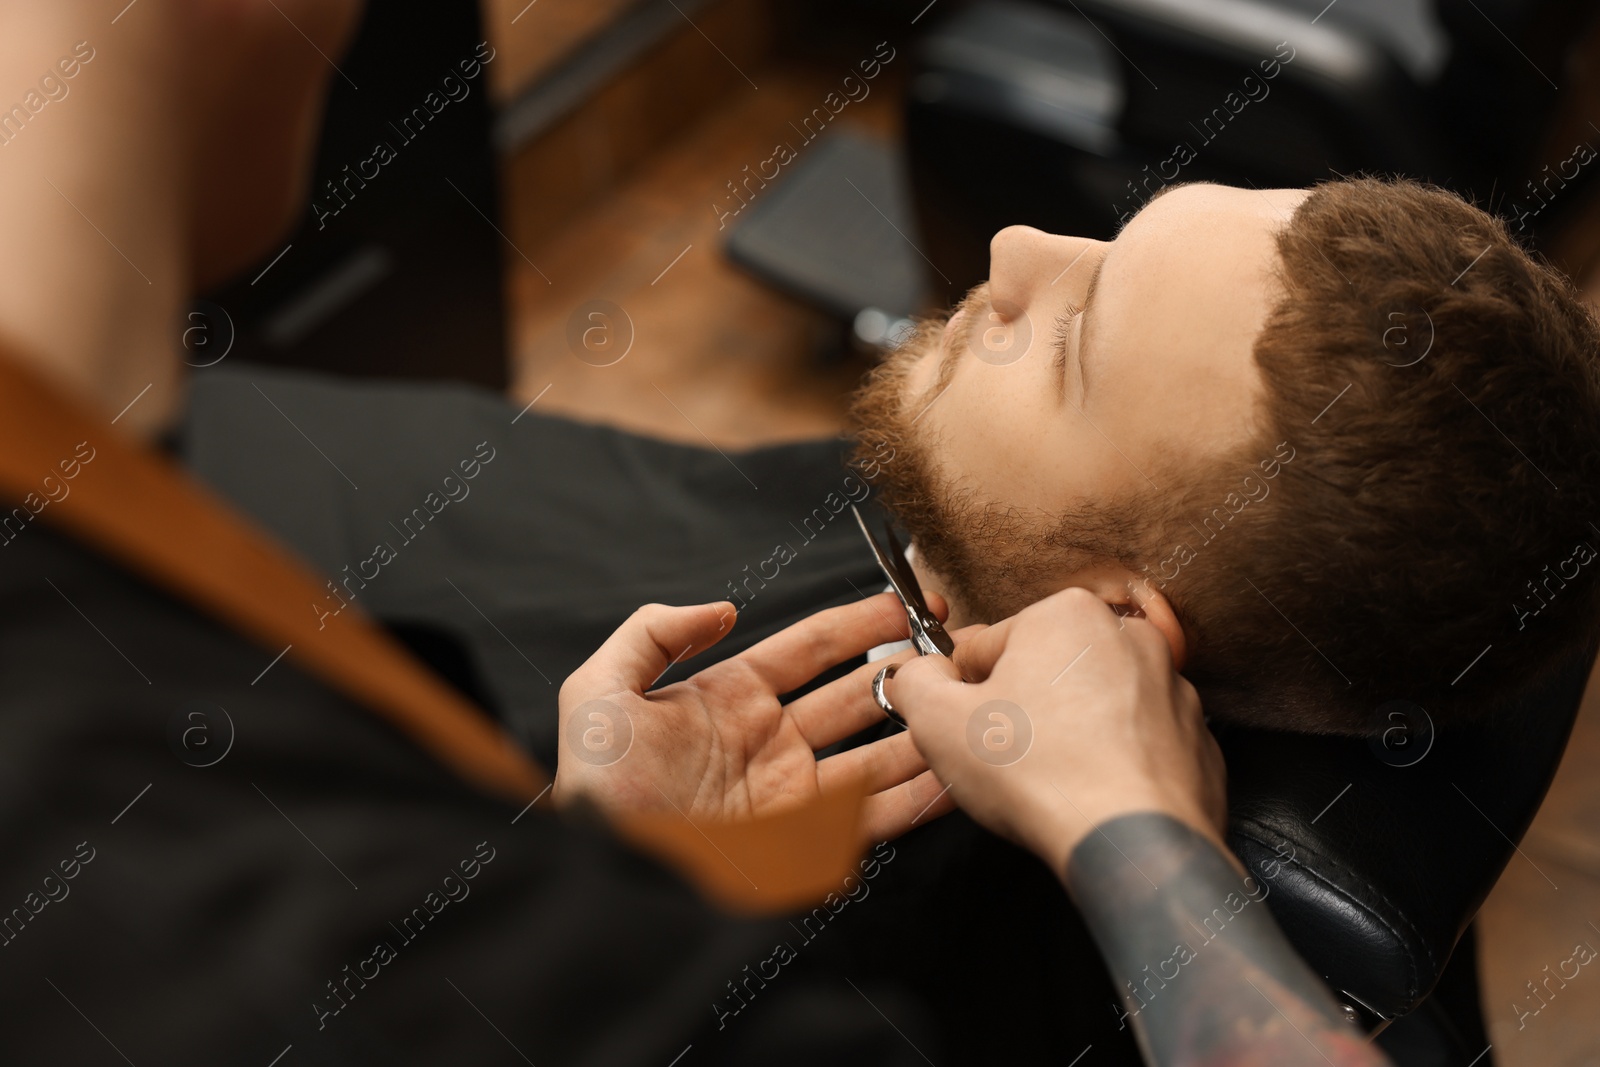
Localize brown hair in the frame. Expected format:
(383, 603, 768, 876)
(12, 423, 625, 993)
(1169, 178, 1600, 734)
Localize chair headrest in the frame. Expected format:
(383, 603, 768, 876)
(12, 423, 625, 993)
(1218, 649, 1592, 1021)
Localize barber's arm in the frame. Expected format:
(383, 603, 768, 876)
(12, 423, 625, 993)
(890, 588, 1392, 1067)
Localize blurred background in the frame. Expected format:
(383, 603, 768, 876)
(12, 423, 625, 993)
(193, 1, 1600, 1063)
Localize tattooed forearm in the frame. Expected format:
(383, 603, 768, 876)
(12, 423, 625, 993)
(1065, 813, 1392, 1067)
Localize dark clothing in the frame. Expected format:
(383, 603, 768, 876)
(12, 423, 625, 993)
(180, 365, 886, 764)
(0, 365, 1140, 1064)
(0, 520, 825, 1064)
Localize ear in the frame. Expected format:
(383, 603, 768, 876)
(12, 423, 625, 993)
(1076, 568, 1188, 671)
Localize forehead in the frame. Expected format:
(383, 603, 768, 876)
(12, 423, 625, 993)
(1091, 184, 1299, 477)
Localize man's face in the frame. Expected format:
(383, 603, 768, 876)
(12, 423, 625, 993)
(851, 183, 1308, 626)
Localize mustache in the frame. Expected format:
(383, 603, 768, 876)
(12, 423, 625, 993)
(946, 282, 991, 351)
(846, 282, 992, 469)
(929, 283, 990, 391)
(882, 282, 991, 417)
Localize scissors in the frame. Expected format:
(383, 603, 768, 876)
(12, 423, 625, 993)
(851, 504, 955, 726)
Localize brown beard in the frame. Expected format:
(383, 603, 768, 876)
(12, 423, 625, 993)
(846, 288, 1156, 623)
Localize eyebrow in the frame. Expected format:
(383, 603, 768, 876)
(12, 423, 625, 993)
(1115, 179, 1193, 235)
(1145, 180, 1191, 206)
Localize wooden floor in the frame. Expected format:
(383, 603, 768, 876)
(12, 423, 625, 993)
(1477, 671, 1600, 1067)
(490, 13, 1600, 1066)
(501, 61, 890, 448)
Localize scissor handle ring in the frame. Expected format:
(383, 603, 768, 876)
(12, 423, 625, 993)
(872, 664, 906, 727)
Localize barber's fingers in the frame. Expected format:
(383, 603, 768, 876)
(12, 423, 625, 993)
(785, 623, 987, 750)
(787, 649, 916, 749)
(945, 588, 1110, 683)
(1022, 587, 1165, 657)
(858, 769, 956, 844)
(817, 729, 927, 796)
(952, 588, 1165, 686)
(889, 655, 1003, 785)
(889, 591, 1138, 749)
(818, 733, 957, 844)
(566, 601, 736, 697)
(949, 615, 1018, 683)
(736, 592, 928, 696)
(887, 654, 970, 732)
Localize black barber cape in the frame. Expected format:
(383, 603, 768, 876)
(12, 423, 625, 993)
(0, 359, 937, 1065)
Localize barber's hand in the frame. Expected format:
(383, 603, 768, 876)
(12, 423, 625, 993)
(555, 593, 965, 844)
(889, 587, 1226, 878)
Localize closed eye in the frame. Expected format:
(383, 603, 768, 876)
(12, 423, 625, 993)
(1051, 301, 1083, 397)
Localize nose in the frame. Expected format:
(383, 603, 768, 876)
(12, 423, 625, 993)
(987, 225, 1102, 321)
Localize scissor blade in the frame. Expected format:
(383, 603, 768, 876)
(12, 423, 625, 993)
(851, 504, 915, 604)
(849, 506, 955, 657)
(874, 520, 956, 656)
(879, 521, 932, 615)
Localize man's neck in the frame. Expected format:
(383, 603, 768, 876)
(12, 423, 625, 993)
(0, 4, 192, 438)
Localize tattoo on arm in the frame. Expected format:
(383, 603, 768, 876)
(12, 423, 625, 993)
(1065, 813, 1392, 1067)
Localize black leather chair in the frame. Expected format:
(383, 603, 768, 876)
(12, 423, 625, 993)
(1219, 644, 1593, 1037)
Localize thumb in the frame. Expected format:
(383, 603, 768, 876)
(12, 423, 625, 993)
(888, 653, 967, 727)
(576, 601, 737, 696)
